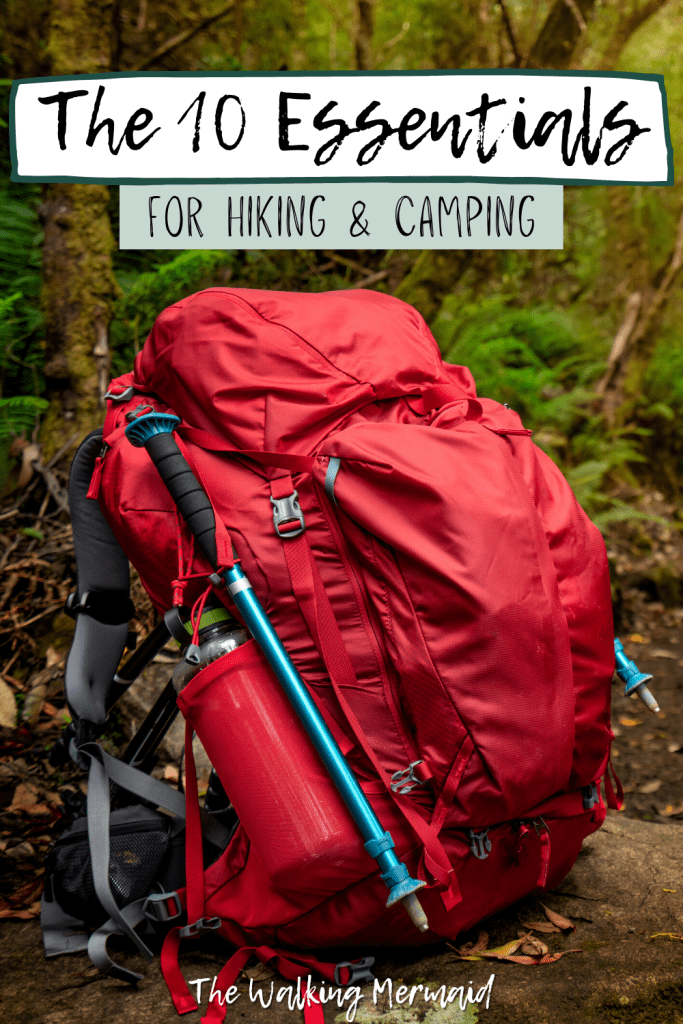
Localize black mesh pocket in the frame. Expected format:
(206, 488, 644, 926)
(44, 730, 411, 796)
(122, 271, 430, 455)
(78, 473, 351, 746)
(49, 806, 171, 929)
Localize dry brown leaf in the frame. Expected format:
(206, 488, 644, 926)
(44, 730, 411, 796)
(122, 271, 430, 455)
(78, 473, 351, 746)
(650, 933, 683, 942)
(8, 782, 38, 813)
(618, 716, 642, 728)
(540, 904, 576, 932)
(521, 920, 562, 934)
(243, 963, 276, 982)
(0, 677, 17, 729)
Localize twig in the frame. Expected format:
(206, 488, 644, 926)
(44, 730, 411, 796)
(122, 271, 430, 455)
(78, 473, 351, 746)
(30, 458, 70, 515)
(7, 603, 62, 630)
(132, 3, 234, 70)
(323, 250, 372, 275)
(45, 433, 80, 471)
(595, 291, 643, 394)
(352, 269, 389, 289)
(562, 0, 587, 33)
(498, 0, 521, 65)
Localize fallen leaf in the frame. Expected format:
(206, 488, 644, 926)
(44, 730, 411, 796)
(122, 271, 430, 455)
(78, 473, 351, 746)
(662, 889, 677, 893)
(649, 933, 683, 942)
(456, 931, 489, 954)
(517, 934, 549, 957)
(618, 716, 643, 727)
(5, 841, 35, 859)
(650, 649, 677, 659)
(661, 805, 683, 817)
(629, 634, 648, 643)
(0, 677, 17, 729)
(0, 903, 41, 920)
(8, 782, 38, 813)
(243, 963, 276, 982)
(540, 904, 576, 931)
(639, 780, 663, 795)
(521, 920, 562, 934)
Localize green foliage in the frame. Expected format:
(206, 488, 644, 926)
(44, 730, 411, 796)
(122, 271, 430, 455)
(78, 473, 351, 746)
(0, 188, 44, 399)
(434, 297, 653, 531)
(110, 249, 239, 374)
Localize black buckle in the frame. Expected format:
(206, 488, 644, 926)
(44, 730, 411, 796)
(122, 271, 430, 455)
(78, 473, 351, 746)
(270, 491, 305, 539)
(334, 957, 376, 986)
(467, 828, 492, 860)
(143, 891, 182, 924)
(64, 590, 136, 626)
(582, 782, 599, 810)
(179, 915, 221, 939)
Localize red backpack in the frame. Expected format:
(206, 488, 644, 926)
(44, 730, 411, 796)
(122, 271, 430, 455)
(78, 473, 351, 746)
(91, 287, 615, 1018)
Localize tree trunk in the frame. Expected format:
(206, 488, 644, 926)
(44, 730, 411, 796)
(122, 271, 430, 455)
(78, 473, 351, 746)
(39, 0, 119, 456)
(526, 0, 596, 68)
(354, 0, 375, 70)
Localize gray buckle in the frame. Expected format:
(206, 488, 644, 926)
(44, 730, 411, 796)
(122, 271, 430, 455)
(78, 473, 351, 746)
(143, 891, 182, 924)
(467, 828, 491, 860)
(104, 385, 135, 402)
(179, 915, 221, 939)
(582, 782, 599, 810)
(270, 491, 305, 539)
(390, 760, 425, 794)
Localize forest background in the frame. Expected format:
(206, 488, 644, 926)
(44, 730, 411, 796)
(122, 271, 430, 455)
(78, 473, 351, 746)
(1, 0, 683, 531)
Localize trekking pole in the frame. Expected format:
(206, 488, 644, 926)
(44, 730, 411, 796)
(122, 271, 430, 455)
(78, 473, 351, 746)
(614, 638, 660, 713)
(125, 411, 429, 933)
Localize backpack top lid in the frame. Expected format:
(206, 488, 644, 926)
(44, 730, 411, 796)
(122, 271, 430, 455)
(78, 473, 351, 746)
(132, 287, 476, 453)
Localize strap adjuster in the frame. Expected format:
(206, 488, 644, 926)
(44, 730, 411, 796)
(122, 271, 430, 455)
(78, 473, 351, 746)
(143, 891, 182, 924)
(333, 957, 376, 986)
(179, 915, 221, 939)
(467, 828, 492, 860)
(390, 760, 426, 794)
(104, 385, 136, 402)
(270, 491, 305, 539)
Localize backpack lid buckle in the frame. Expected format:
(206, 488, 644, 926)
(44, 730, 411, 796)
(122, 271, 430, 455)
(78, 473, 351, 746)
(467, 828, 492, 860)
(334, 956, 376, 986)
(270, 490, 305, 539)
(143, 891, 182, 924)
(390, 760, 425, 794)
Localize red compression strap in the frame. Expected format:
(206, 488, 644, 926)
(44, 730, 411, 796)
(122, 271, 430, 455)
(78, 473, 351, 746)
(179, 425, 316, 473)
(280, 520, 460, 910)
(536, 823, 551, 889)
(201, 947, 339, 1024)
(161, 927, 197, 1015)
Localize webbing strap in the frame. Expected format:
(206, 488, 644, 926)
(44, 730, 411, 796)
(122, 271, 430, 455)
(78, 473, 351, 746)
(179, 425, 317, 473)
(88, 898, 149, 983)
(604, 757, 624, 810)
(429, 735, 475, 835)
(80, 743, 230, 849)
(85, 750, 155, 962)
(161, 935, 342, 1020)
(201, 947, 332, 1024)
(275, 486, 459, 909)
(536, 827, 551, 889)
(184, 722, 205, 927)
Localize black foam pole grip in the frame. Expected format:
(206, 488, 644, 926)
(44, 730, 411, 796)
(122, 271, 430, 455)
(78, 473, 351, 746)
(144, 432, 218, 569)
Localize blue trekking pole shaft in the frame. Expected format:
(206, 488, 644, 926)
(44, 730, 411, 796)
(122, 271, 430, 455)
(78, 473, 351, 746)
(125, 412, 428, 932)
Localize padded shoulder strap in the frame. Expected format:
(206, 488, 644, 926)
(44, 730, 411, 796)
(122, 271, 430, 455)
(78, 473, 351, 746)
(65, 431, 132, 726)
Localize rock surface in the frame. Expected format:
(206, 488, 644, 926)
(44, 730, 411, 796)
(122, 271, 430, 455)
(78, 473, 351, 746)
(1, 814, 681, 1024)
